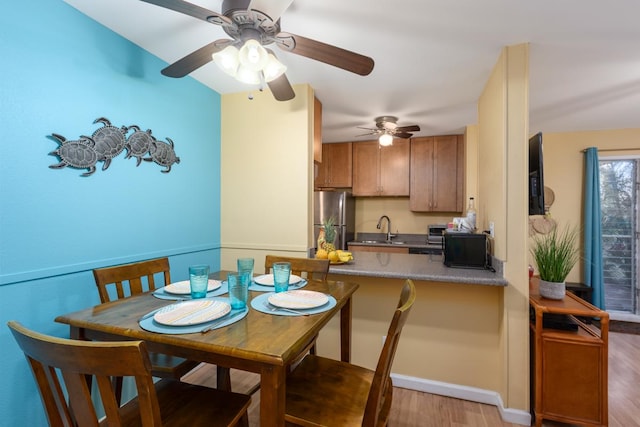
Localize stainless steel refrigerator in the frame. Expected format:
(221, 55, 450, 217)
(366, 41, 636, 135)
(313, 191, 356, 251)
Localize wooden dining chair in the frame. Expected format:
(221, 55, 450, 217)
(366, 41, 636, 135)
(8, 321, 251, 427)
(264, 255, 330, 281)
(92, 258, 228, 397)
(93, 257, 172, 303)
(283, 279, 416, 427)
(264, 255, 331, 357)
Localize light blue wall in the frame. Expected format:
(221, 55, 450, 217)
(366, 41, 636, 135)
(0, 1, 221, 425)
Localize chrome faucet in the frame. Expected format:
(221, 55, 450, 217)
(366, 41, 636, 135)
(377, 215, 397, 242)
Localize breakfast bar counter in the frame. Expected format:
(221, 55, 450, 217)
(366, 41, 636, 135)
(317, 251, 510, 405)
(328, 252, 507, 286)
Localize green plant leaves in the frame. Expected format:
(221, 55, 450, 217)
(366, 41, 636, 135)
(531, 225, 580, 283)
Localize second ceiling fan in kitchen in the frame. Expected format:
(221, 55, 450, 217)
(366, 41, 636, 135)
(141, 0, 375, 101)
(357, 116, 421, 146)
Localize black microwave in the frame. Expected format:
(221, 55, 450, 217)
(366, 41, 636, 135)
(443, 231, 488, 269)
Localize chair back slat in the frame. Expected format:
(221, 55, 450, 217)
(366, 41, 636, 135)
(264, 255, 330, 281)
(8, 321, 163, 427)
(363, 279, 416, 427)
(61, 372, 100, 426)
(26, 360, 75, 427)
(93, 257, 171, 303)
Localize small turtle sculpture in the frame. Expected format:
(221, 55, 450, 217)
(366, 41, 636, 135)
(125, 125, 155, 166)
(145, 137, 180, 173)
(48, 133, 99, 177)
(91, 117, 127, 171)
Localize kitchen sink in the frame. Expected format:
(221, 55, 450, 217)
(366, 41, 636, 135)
(358, 240, 406, 245)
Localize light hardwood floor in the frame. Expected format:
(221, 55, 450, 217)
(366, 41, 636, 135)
(182, 331, 640, 427)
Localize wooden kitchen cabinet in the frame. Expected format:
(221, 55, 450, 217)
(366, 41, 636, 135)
(313, 97, 323, 163)
(410, 135, 464, 212)
(347, 244, 409, 254)
(529, 280, 609, 427)
(352, 139, 410, 196)
(315, 142, 352, 189)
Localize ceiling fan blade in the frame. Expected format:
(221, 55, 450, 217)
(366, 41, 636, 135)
(267, 73, 295, 101)
(396, 125, 420, 132)
(141, 0, 232, 25)
(356, 126, 379, 131)
(355, 131, 378, 137)
(275, 32, 374, 76)
(248, 0, 293, 21)
(395, 132, 413, 139)
(161, 39, 233, 77)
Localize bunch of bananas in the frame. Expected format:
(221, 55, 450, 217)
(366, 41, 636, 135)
(316, 249, 353, 263)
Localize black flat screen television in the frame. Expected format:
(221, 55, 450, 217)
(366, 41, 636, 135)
(528, 132, 545, 215)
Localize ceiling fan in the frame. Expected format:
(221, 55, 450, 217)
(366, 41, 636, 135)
(357, 116, 420, 145)
(141, 0, 375, 101)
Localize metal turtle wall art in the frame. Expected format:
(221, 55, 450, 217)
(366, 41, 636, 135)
(48, 117, 180, 176)
(48, 133, 99, 177)
(145, 137, 181, 173)
(91, 117, 127, 171)
(125, 125, 156, 166)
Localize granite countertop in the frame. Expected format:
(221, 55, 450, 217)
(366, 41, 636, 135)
(329, 251, 507, 286)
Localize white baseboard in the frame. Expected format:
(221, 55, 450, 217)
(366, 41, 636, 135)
(391, 373, 531, 426)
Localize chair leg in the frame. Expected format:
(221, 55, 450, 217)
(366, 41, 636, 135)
(217, 366, 232, 391)
(238, 412, 250, 427)
(309, 343, 317, 355)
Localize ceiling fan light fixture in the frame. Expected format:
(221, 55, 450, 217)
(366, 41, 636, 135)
(262, 53, 287, 82)
(212, 45, 240, 77)
(236, 65, 262, 85)
(238, 39, 268, 71)
(379, 133, 394, 146)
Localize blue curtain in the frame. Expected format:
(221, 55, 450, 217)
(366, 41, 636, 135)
(583, 147, 605, 309)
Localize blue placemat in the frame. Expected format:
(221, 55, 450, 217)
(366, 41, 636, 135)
(221, 278, 307, 293)
(139, 298, 247, 334)
(251, 292, 336, 316)
(153, 282, 228, 300)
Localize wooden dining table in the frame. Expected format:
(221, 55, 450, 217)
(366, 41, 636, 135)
(55, 271, 359, 427)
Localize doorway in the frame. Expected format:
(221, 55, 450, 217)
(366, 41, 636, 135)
(599, 158, 639, 317)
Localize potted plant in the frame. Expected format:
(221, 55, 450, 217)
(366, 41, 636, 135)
(530, 224, 580, 299)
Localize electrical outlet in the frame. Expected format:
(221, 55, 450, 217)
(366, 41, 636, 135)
(489, 221, 495, 238)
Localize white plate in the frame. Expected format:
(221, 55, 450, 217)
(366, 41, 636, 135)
(268, 290, 329, 309)
(163, 279, 221, 295)
(153, 300, 231, 326)
(254, 274, 303, 286)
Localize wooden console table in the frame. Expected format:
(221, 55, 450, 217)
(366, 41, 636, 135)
(529, 280, 609, 427)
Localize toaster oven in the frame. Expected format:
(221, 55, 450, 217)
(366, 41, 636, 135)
(427, 224, 447, 245)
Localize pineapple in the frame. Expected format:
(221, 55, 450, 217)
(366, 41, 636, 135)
(322, 216, 337, 253)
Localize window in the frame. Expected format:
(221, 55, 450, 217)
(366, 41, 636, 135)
(599, 159, 638, 315)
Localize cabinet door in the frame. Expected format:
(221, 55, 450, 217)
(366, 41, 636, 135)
(315, 153, 329, 189)
(316, 143, 353, 188)
(409, 137, 435, 210)
(352, 141, 381, 196)
(348, 245, 409, 254)
(410, 135, 463, 212)
(432, 135, 463, 211)
(313, 97, 322, 163)
(379, 138, 410, 196)
(326, 142, 352, 187)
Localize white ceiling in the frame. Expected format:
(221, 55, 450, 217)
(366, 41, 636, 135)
(64, 0, 640, 142)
